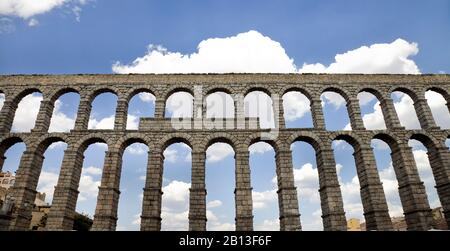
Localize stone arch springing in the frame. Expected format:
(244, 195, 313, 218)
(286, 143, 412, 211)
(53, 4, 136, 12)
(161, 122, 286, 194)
(282, 88, 313, 128)
(357, 89, 387, 130)
(126, 91, 155, 130)
(391, 88, 421, 129)
(321, 88, 352, 131)
(0, 136, 26, 173)
(244, 89, 275, 129)
(48, 89, 80, 132)
(11, 89, 43, 132)
(424, 89, 450, 129)
(87, 90, 118, 130)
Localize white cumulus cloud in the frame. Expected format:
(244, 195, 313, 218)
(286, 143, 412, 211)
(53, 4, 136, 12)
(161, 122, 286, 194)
(206, 200, 223, 208)
(361, 101, 387, 130)
(83, 166, 102, 176)
(249, 142, 273, 155)
(283, 91, 311, 122)
(0, 0, 90, 24)
(112, 31, 420, 76)
(393, 93, 421, 129)
(36, 170, 59, 203)
(206, 142, 234, 163)
(161, 180, 190, 231)
(48, 99, 77, 132)
(425, 91, 450, 129)
(11, 93, 42, 132)
(299, 39, 420, 74)
(88, 115, 115, 129)
(125, 143, 148, 155)
(252, 189, 277, 210)
(78, 167, 101, 201)
(293, 163, 321, 204)
(113, 30, 297, 74)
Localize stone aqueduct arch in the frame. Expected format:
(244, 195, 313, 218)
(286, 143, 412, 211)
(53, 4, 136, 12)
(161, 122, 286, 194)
(0, 74, 449, 231)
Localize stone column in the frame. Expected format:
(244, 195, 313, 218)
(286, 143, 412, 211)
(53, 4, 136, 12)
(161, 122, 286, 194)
(31, 99, 55, 132)
(310, 98, 326, 130)
(346, 98, 365, 130)
(92, 151, 123, 231)
(0, 100, 17, 132)
(114, 99, 129, 131)
(316, 147, 347, 231)
(141, 151, 164, 231)
(189, 150, 207, 231)
(74, 98, 92, 130)
(8, 151, 45, 230)
(426, 145, 450, 228)
(235, 94, 245, 129)
(380, 97, 403, 129)
(154, 97, 165, 119)
(234, 150, 253, 231)
(46, 150, 84, 230)
(275, 148, 301, 231)
(391, 144, 433, 230)
(193, 86, 203, 130)
(413, 96, 439, 129)
(273, 94, 285, 129)
(353, 146, 393, 230)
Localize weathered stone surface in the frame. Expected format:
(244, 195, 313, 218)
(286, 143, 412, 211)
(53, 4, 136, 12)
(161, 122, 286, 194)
(0, 73, 449, 231)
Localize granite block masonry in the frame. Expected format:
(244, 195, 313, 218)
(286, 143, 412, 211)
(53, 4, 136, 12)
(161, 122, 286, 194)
(0, 73, 449, 231)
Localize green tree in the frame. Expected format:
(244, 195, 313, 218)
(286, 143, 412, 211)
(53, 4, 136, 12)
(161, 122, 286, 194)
(73, 213, 93, 231)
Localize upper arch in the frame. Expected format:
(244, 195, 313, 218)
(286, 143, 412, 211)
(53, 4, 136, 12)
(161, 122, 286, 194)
(0, 136, 25, 156)
(321, 86, 351, 102)
(391, 87, 419, 101)
(125, 87, 156, 102)
(282, 87, 313, 101)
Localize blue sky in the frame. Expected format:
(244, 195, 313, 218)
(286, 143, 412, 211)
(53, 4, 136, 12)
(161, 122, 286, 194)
(1, 0, 450, 74)
(1, 0, 450, 231)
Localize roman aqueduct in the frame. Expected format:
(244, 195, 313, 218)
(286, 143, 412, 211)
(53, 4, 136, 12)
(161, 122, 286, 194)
(0, 74, 449, 231)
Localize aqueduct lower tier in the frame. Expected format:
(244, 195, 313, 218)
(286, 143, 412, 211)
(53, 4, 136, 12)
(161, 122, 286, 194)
(0, 74, 450, 231)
